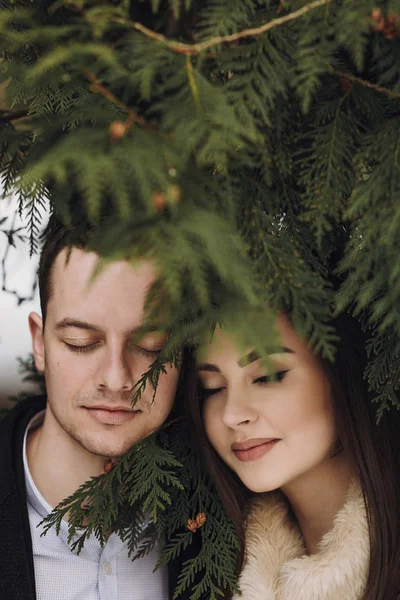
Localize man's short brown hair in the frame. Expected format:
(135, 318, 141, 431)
(38, 218, 96, 324)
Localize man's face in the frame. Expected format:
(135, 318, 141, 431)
(29, 248, 179, 459)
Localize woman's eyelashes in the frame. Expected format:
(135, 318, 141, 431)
(200, 370, 289, 397)
(253, 370, 289, 384)
(201, 386, 225, 398)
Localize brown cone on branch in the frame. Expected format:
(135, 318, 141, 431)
(109, 121, 129, 142)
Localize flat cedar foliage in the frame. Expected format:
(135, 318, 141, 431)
(1, 0, 400, 597)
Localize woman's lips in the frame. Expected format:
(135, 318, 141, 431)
(232, 438, 280, 462)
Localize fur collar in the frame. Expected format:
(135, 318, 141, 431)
(234, 481, 369, 600)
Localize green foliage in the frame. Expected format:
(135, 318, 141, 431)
(40, 418, 239, 599)
(365, 327, 400, 420)
(1, 354, 45, 418)
(2, 0, 400, 596)
(11, 353, 46, 396)
(40, 432, 184, 548)
(336, 117, 400, 329)
(297, 87, 359, 243)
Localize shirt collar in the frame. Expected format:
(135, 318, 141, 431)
(23, 410, 50, 520)
(23, 411, 145, 560)
(23, 411, 105, 557)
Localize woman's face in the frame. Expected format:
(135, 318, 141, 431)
(197, 315, 336, 493)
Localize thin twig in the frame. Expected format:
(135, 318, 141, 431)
(1, 109, 29, 122)
(330, 67, 400, 100)
(115, 0, 329, 56)
(83, 71, 158, 131)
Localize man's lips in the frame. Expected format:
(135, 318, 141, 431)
(231, 438, 281, 462)
(84, 405, 141, 425)
(85, 405, 139, 412)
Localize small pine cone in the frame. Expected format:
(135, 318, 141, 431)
(152, 191, 167, 211)
(187, 512, 207, 533)
(195, 513, 207, 528)
(187, 519, 198, 533)
(384, 16, 400, 40)
(371, 7, 385, 32)
(104, 459, 115, 474)
(153, 185, 181, 212)
(109, 121, 128, 142)
(371, 8, 382, 22)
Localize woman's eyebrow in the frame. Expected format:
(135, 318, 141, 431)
(197, 347, 294, 373)
(238, 347, 294, 368)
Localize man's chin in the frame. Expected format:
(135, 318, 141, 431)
(73, 433, 142, 460)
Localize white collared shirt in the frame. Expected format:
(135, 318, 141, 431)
(23, 411, 168, 600)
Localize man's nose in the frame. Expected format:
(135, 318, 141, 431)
(97, 347, 134, 393)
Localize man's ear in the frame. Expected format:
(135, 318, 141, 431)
(29, 312, 45, 373)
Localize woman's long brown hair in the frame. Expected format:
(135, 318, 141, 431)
(184, 314, 400, 600)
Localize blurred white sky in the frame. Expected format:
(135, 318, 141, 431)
(0, 191, 48, 403)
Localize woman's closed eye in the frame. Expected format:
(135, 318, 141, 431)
(253, 370, 289, 385)
(200, 386, 225, 399)
(199, 371, 289, 398)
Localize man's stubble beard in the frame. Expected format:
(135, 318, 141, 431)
(50, 390, 149, 459)
(63, 420, 138, 459)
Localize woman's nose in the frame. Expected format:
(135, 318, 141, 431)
(221, 390, 258, 428)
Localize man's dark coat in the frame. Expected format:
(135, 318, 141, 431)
(0, 396, 197, 600)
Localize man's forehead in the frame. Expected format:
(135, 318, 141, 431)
(53, 246, 97, 276)
(52, 247, 156, 286)
(48, 247, 157, 317)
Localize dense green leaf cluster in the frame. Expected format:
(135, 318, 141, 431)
(0, 0, 399, 354)
(40, 413, 239, 600)
(2, 0, 400, 596)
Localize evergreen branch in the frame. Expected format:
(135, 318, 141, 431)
(365, 326, 400, 419)
(40, 433, 184, 550)
(114, 0, 329, 56)
(330, 67, 400, 100)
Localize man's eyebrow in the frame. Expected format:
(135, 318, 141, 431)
(55, 319, 165, 339)
(238, 347, 294, 367)
(55, 318, 104, 333)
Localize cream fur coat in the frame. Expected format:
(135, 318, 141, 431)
(233, 481, 369, 600)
